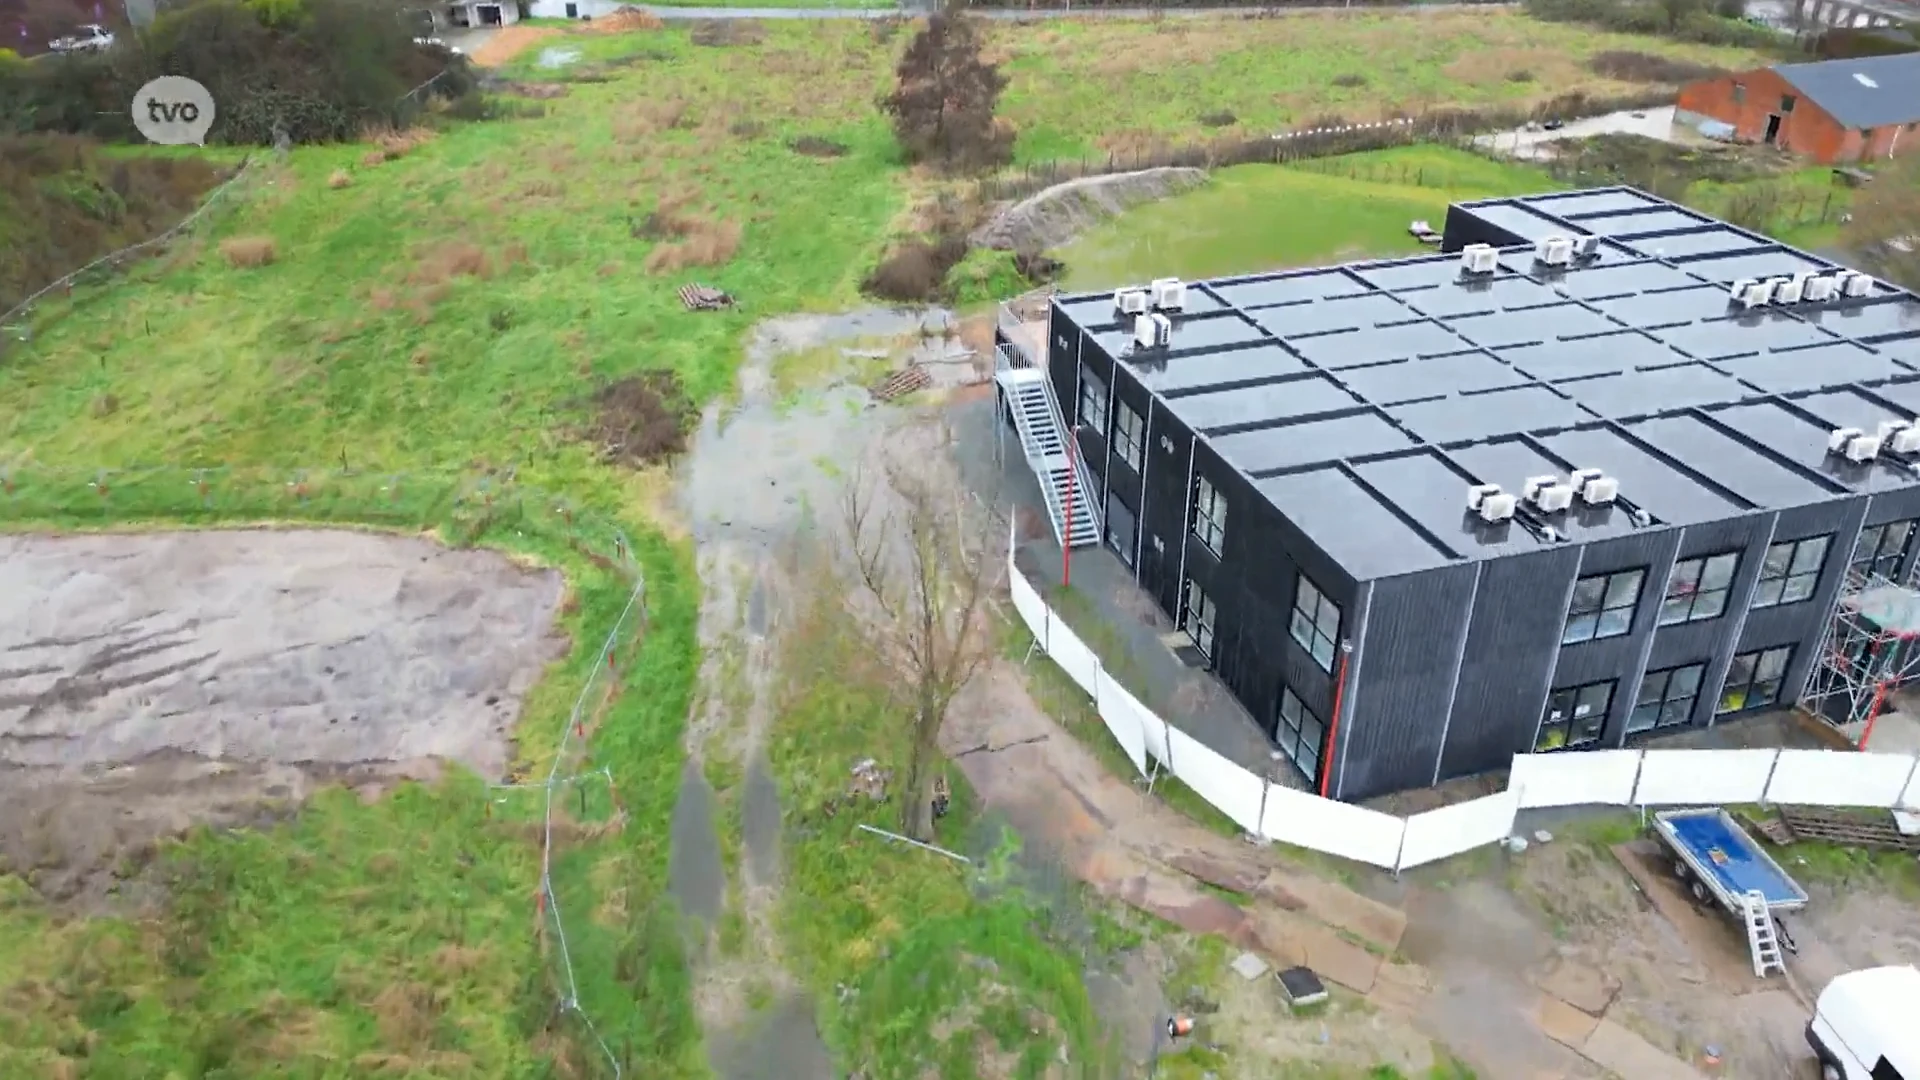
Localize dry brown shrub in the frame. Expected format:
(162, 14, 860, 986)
(365, 125, 437, 160)
(613, 98, 695, 141)
(1586, 50, 1726, 84)
(371, 984, 443, 1052)
(642, 218, 742, 273)
(327, 169, 352, 189)
(369, 286, 398, 310)
(408, 241, 492, 284)
(502, 242, 529, 266)
(219, 236, 277, 269)
(361, 150, 387, 167)
(521, 178, 565, 199)
(580, 371, 695, 467)
(790, 135, 849, 158)
(690, 18, 764, 47)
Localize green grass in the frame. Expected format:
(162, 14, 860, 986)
(1055, 146, 1565, 287)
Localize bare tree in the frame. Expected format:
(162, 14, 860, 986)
(878, 4, 1012, 174)
(1845, 156, 1920, 292)
(841, 451, 995, 841)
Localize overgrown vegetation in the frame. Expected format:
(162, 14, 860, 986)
(1846, 154, 1920, 291)
(881, 8, 1014, 173)
(1524, 0, 1786, 49)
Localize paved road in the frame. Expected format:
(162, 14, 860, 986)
(635, 0, 1512, 19)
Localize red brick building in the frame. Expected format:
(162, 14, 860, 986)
(1675, 53, 1920, 164)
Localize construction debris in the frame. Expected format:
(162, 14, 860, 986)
(1408, 219, 1443, 245)
(1775, 805, 1920, 853)
(868, 365, 931, 403)
(848, 758, 891, 802)
(678, 284, 734, 311)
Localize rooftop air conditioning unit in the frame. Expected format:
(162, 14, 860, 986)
(1568, 467, 1604, 494)
(1572, 234, 1602, 260)
(1116, 288, 1150, 316)
(1803, 274, 1838, 302)
(1460, 244, 1499, 275)
(1582, 476, 1620, 505)
(1877, 419, 1910, 444)
(1133, 312, 1172, 350)
(1740, 279, 1775, 308)
(1890, 421, 1920, 455)
(1729, 278, 1758, 305)
(1535, 236, 1575, 267)
(1774, 273, 1811, 305)
(1535, 482, 1576, 513)
(1468, 482, 1516, 523)
(1828, 426, 1866, 453)
(1846, 434, 1883, 463)
(1522, 474, 1560, 505)
(1150, 277, 1187, 311)
(1843, 272, 1875, 298)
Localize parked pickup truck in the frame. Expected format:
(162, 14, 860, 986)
(47, 24, 115, 53)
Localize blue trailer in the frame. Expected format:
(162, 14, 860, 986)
(1652, 806, 1809, 916)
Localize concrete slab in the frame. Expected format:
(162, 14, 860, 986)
(1532, 993, 1601, 1049)
(1230, 951, 1270, 981)
(1581, 1018, 1705, 1080)
(1239, 906, 1383, 995)
(1532, 956, 1620, 1016)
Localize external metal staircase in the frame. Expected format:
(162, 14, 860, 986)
(994, 347, 1101, 551)
(1741, 889, 1785, 978)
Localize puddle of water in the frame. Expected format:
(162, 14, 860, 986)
(667, 759, 726, 928)
(535, 46, 581, 69)
(709, 991, 835, 1080)
(741, 754, 782, 887)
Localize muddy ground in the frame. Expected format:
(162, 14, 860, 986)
(0, 529, 566, 908)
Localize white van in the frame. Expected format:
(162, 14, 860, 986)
(1808, 965, 1920, 1080)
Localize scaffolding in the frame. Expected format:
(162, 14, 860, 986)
(1797, 566, 1920, 749)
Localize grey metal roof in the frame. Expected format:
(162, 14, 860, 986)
(1053, 187, 1920, 581)
(1770, 53, 1920, 130)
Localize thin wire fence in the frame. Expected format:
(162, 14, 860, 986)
(0, 464, 643, 1078)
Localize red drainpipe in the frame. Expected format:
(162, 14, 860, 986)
(1319, 644, 1351, 798)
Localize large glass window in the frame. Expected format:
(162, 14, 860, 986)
(1192, 475, 1227, 557)
(1275, 688, 1326, 785)
(1563, 569, 1644, 645)
(1630, 663, 1706, 734)
(1852, 520, 1916, 582)
(1077, 369, 1109, 439)
(1113, 403, 1145, 473)
(1660, 553, 1739, 626)
(1290, 576, 1340, 671)
(1180, 577, 1217, 660)
(1536, 680, 1615, 752)
(1718, 646, 1793, 715)
(1752, 536, 1828, 609)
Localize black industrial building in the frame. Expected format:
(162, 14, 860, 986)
(1024, 187, 1920, 802)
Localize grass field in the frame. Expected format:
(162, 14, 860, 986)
(0, 10, 1786, 1078)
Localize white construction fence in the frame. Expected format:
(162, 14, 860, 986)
(1007, 550, 1920, 873)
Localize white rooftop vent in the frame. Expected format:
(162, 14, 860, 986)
(1774, 273, 1810, 305)
(1534, 236, 1575, 267)
(1478, 491, 1518, 524)
(1150, 277, 1187, 311)
(1572, 234, 1602, 260)
(1522, 474, 1560, 504)
(1581, 476, 1620, 505)
(1568, 467, 1604, 491)
(1466, 482, 1504, 511)
(1890, 421, 1920, 455)
(1739, 279, 1775, 308)
(1828, 426, 1866, 453)
(1854, 72, 1880, 88)
(1132, 312, 1172, 350)
(1460, 244, 1499, 275)
(1729, 277, 1758, 304)
(1842, 272, 1875, 298)
(1534, 482, 1576, 513)
(1846, 434, 1883, 463)
(1116, 288, 1149, 315)
(1803, 273, 1838, 303)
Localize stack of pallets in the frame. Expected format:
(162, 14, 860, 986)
(678, 284, 734, 311)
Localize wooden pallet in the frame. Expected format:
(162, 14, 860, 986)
(1777, 805, 1920, 853)
(678, 284, 733, 311)
(1743, 814, 1796, 847)
(868, 365, 931, 403)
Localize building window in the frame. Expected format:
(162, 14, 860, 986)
(1863, 127, 1877, 146)
(1077, 369, 1109, 439)
(1563, 569, 1645, 645)
(1191, 475, 1226, 557)
(1781, 94, 1796, 112)
(1113, 402, 1145, 474)
(1180, 577, 1217, 660)
(1275, 688, 1327, 784)
(1852, 519, 1916, 582)
(1290, 576, 1341, 671)
(1630, 663, 1706, 734)
(1752, 536, 1828, 608)
(1660, 552, 1739, 625)
(1719, 646, 1793, 715)
(1536, 679, 1615, 752)
(1731, 81, 1745, 104)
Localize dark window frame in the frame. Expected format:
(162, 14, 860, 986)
(1852, 519, 1916, 583)
(1179, 576, 1217, 660)
(1563, 568, 1645, 645)
(1781, 93, 1797, 112)
(1752, 536, 1828, 609)
(1290, 575, 1341, 672)
(1192, 474, 1227, 557)
(1535, 679, 1616, 752)
(1718, 646, 1794, 715)
(1660, 551, 1741, 626)
(1113, 401, 1145, 474)
(1630, 663, 1707, 735)
(1276, 688, 1327, 785)
(1077, 368, 1110, 440)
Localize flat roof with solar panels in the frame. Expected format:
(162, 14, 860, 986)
(1050, 188, 1920, 581)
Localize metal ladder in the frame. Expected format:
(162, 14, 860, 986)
(1741, 890, 1785, 978)
(994, 367, 1101, 551)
